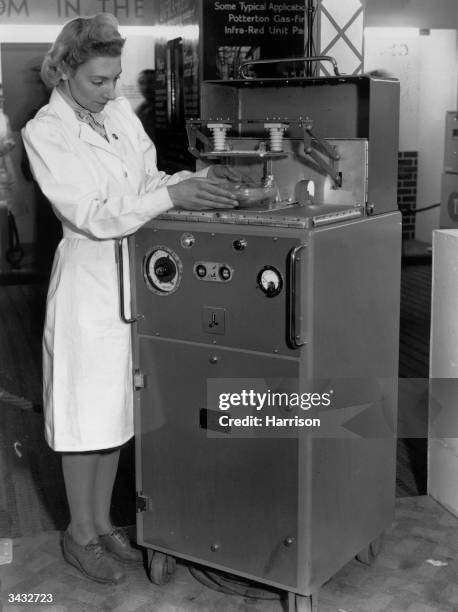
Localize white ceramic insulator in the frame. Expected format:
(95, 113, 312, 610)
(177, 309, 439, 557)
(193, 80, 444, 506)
(212, 127, 228, 151)
(207, 123, 231, 151)
(269, 127, 284, 151)
(264, 123, 288, 151)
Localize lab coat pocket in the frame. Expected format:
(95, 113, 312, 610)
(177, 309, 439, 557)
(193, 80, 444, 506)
(73, 244, 120, 335)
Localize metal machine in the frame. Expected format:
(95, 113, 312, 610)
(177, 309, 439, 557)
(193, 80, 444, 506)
(121, 71, 401, 611)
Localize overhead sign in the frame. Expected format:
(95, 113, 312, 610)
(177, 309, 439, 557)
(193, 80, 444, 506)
(0, 0, 155, 24)
(202, 1, 306, 79)
(204, 2, 305, 42)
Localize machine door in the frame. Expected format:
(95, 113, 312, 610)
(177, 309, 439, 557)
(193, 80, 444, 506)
(136, 338, 300, 589)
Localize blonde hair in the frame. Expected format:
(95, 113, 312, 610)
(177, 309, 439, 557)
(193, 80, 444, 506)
(41, 13, 125, 88)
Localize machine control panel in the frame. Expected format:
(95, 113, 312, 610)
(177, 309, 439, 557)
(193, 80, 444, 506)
(143, 247, 182, 295)
(257, 266, 283, 297)
(194, 261, 234, 283)
(135, 227, 300, 355)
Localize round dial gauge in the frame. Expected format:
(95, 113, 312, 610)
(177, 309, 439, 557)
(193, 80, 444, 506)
(144, 247, 182, 295)
(257, 266, 283, 297)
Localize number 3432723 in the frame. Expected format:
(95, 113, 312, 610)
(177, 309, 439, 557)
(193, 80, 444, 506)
(8, 594, 53, 603)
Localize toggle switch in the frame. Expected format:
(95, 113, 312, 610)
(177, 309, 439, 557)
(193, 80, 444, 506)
(219, 266, 232, 281)
(196, 264, 207, 278)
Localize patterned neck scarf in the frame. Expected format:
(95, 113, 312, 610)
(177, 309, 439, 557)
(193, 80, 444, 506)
(58, 81, 108, 141)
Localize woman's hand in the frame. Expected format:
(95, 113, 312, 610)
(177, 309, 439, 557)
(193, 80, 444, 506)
(207, 164, 243, 182)
(167, 177, 238, 210)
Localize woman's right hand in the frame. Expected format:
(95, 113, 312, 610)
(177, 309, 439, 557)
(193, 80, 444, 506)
(167, 177, 238, 210)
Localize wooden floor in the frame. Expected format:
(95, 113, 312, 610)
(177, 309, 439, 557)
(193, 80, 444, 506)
(397, 262, 431, 498)
(0, 283, 45, 408)
(1, 496, 457, 612)
(399, 263, 431, 379)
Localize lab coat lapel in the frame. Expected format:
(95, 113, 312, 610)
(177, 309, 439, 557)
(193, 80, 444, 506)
(49, 89, 120, 159)
(78, 123, 132, 187)
(49, 88, 137, 188)
(78, 121, 116, 156)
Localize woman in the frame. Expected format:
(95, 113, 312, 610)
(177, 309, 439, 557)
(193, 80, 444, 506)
(22, 13, 238, 585)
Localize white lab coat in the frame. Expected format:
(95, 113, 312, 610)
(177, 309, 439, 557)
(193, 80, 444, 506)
(22, 89, 205, 451)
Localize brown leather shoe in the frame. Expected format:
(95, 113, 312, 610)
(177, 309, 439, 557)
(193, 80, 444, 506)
(62, 531, 125, 584)
(99, 527, 143, 563)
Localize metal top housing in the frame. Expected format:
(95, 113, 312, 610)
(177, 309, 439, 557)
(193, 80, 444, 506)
(200, 75, 400, 216)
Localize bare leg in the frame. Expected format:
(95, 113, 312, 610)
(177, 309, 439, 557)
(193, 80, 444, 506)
(61, 450, 126, 583)
(93, 448, 120, 535)
(62, 452, 99, 545)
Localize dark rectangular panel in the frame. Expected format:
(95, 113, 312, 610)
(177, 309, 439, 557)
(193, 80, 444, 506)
(1, 43, 50, 131)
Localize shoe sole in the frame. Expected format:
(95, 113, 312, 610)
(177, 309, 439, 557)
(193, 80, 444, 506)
(63, 545, 125, 585)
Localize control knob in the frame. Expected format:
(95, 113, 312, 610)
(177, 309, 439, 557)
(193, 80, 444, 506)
(233, 239, 247, 251)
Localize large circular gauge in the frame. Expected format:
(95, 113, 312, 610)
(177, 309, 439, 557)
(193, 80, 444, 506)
(257, 266, 283, 297)
(143, 247, 182, 295)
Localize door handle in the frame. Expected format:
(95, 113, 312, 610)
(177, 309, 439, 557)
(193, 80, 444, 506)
(116, 236, 137, 324)
(288, 245, 307, 349)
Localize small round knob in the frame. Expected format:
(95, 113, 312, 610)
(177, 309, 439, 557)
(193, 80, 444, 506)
(233, 239, 247, 251)
(209, 355, 218, 364)
(284, 537, 295, 547)
(210, 543, 220, 552)
(180, 233, 195, 248)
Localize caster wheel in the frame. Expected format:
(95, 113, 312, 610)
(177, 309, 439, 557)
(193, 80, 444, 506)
(356, 534, 383, 565)
(287, 592, 318, 612)
(166, 554, 177, 574)
(148, 552, 176, 585)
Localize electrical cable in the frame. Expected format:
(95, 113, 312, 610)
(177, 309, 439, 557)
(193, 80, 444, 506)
(311, 3, 318, 77)
(408, 203, 441, 214)
(304, 0, 318, 77)
(188, 564, 280, 601)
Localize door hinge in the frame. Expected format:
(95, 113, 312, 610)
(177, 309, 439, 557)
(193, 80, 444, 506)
(136, 493, 152, 513)
(133, 369, 146, 390)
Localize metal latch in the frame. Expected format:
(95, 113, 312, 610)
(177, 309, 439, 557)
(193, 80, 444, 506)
(133, 369, 145, 390)
(136, 493, 152, 513)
